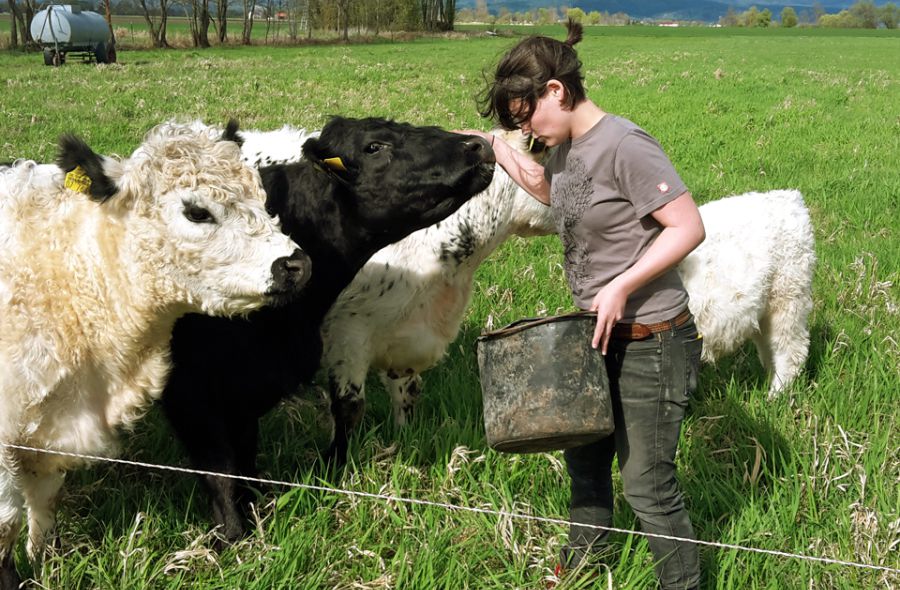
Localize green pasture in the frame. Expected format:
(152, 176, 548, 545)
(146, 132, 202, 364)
(1, 25, 898, 589)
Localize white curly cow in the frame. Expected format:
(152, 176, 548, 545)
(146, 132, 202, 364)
(0, 121, 309, 589)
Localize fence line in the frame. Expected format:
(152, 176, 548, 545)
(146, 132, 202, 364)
(3, 442, 898, 576)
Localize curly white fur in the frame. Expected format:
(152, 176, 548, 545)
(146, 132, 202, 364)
(680, 189, 815, 396)
(0, 122, 300, 575)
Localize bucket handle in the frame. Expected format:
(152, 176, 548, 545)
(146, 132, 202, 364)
(478, 310, 597, 341)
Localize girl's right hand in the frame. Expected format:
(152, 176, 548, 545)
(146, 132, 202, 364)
(589, 280, 628, 355)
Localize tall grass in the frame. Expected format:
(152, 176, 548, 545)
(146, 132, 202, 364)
(1, 26, 898, 589)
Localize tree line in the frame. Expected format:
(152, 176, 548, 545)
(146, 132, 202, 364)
(4, 0, 456, 49)
(457, 1, 631, 26)
(719, 1, 897, 28)
(455, 0, 898, 28)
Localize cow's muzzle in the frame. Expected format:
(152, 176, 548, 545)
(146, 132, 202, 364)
(463, 136, 496, 165)
(268, 248, 312, 303)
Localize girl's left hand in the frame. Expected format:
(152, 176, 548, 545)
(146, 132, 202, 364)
(589, 280, 628, 354)
(453, 129, 493, 142)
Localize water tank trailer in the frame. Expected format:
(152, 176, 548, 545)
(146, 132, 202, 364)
(30, 4, 113, 66)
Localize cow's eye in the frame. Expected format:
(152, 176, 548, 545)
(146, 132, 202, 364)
(365, 142, 388, 154)
(183, 204, 215, 224)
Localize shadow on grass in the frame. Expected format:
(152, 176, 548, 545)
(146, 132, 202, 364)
(684, 367, 793, 587)
(804, 319, 834, 386)
(313, 319, 799, 588)
(52, 316, 798, 590)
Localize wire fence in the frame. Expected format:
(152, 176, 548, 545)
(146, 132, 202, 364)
(3, 441, 899, 578)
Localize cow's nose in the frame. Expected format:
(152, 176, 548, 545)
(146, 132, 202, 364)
(270, 248, 312, 297)
(283, 249, 312, 284)
(463, 136, 496, 164)
(283, 249, 311, 276)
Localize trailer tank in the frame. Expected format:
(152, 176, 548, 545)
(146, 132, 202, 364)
(30, 5, 111, 66)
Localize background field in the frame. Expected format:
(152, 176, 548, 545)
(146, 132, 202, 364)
(1, 25, 898, 589)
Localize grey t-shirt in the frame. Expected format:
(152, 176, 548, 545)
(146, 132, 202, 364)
(543, 115, 689, 322)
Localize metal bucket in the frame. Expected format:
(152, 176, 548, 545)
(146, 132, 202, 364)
(476, 312, 614, 453)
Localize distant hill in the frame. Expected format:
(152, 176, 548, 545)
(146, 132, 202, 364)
(461, 0, 872, 22)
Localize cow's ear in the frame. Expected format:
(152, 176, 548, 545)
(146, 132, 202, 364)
(221, 119, 244, 147)
(302, 136, 350, 175)
(57, 134, 119, 202)
(259, 166, 288, 218)
(301, 135, 324, 162)
(528, 134, 548, 157)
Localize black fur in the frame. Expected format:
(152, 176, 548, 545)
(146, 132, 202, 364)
(161, 116, 495, 542)
(438, 217, 478, 266)
(221, 119, 244, 146)
(528, 135, 548, 155)
(56, 134, 118, 202)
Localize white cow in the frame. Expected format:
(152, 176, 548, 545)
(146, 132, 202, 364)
(680, 189, 815, 397)
(322, 187, 815, 450)
(0, 121, 309, 588)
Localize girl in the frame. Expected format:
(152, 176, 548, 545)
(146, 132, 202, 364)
(468, 21, 705, 589)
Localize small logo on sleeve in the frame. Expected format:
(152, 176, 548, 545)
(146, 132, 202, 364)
(657, 182, 669, 193)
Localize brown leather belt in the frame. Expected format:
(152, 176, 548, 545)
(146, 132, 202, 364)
(610, 309, 692, 341)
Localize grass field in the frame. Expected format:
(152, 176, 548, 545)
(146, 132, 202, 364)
(1, 25, 899, 589)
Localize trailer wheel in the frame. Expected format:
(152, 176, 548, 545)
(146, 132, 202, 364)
(94, 42, 108, 64)
(43, 48, 54, 66)
(52, 51, 63, 67)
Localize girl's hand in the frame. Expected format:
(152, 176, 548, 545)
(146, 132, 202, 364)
(453, 129, 495, 145)
(589, 279, 628, 355)
(587, 192, 705, 354)
(455, 129, 551, 204)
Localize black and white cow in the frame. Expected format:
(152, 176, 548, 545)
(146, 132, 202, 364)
(160, 117, 495, 542)
(225, 126, 552, 466)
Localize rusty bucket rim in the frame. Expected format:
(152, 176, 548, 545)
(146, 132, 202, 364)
(477, 311, 597, 342)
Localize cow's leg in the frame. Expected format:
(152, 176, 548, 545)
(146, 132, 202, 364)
(231, 418, 260, 518)
(323, 365, 368, 467)
(190, 426, 250, 545)
(0, 449, 24, 590)
(0, 551, 19, 590)
(379, 370, 423, 427)
(162, 390, 247, 544)
(763, 292, 812, 399)
(197, 445, 245, 544)
(750, 329, 775, 384)
(22, 469, 64, 566)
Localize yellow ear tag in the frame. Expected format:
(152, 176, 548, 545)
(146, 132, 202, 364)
(323, 157, 347, 172)
(528, 135, 536, 152)
(64, 166, 92, 194)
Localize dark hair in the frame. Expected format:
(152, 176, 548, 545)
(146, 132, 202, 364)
(479, 20, 586, 130)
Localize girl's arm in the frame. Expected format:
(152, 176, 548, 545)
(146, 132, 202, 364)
(589, 191, 706, 354)
(459, 130, 551, 204)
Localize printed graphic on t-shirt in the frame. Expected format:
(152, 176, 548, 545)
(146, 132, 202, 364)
(551, 156, 594, 294)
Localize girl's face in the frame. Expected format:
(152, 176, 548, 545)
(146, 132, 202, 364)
(514, 82, 570, 147)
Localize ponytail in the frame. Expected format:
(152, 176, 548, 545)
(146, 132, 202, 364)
(564, 19, 583, 48)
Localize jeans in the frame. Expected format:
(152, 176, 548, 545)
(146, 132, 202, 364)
(561, 314, 702, 590)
